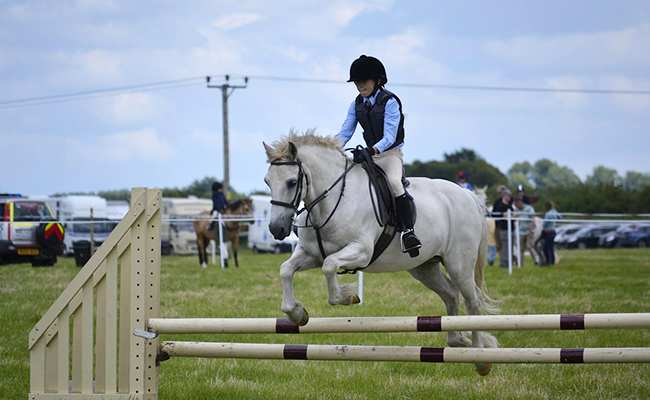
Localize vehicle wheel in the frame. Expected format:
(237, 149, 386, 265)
(577, 242, 587, 250)
(273, 246, 282, 254)
(638, 240, 648, 249)
(252, 246, 260, 254)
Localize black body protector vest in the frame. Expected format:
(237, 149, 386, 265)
(355, 89, 405, 151)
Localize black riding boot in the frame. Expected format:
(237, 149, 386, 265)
(395, 193, 422, 257)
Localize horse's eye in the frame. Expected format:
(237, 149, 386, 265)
(286, 179, 297, 189)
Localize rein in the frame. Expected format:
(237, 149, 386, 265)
(270, 156, 356, 260)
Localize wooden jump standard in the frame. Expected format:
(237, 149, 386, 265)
(28, 188, 650, 400)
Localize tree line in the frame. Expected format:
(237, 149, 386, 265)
(404, 148, 650, 214)
(54, 148, 649, 214)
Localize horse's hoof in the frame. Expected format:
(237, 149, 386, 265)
(476, 363, 492, 376)
(297, 309, 310, 326)
(201, 263, 207, 269)
(351, 295, 361, 304)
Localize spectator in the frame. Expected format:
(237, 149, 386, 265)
(457, 171, 474, 191)
(492, 188, 514, 268)
(514, 196, 539, 265)
(491, 184, 507, 251)
(487, 217, 497, 266)
(516, 184, 531, 205)
(541, 200, 562, 266)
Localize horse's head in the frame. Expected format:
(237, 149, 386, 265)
(227, 198, 253, 216)
(263, 140, 306, 240)
(475, 185, 488, 205)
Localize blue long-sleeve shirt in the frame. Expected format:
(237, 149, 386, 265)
(335, 89, 403, 154)
(212, 192, 229, 213)
(543, 209, 562, 230)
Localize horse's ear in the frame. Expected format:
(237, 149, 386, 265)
(263, 142, 274, 158)
(482, 185, 488, 191)
(287, 141, 298, 160)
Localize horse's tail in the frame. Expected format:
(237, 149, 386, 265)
(470, 192, 500, 315)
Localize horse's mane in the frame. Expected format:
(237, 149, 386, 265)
(227, 198, 251, 212)
(265, 128, 345, 162)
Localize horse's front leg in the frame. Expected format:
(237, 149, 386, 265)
(280, 245, 320, 326)
(322, 241, 370, 306)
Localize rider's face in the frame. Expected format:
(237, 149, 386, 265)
(355, 79, 376, 98)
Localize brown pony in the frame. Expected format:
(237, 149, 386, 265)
(193, 198, 253, 268)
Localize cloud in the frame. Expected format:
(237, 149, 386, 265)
(72, 128, 176, 161)
(361, 27, 449, 81)
(1, 0, 119, 22)
(93, 93, 166, 124)
(278, 45, 309, 63)
(213, 13, 265, 30)
(543, 76, 589, 108)
(189, 129, 222, 148)
(48, 49, 122, 86)
(601, 76, 650, 111)
(485, 24, 650, 68)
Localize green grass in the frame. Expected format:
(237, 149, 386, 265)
(2, 248, 650, 399)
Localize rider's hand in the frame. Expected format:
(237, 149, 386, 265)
(352, 146, 375, 164)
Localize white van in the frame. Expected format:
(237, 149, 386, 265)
(248, 195, 299, 253)
(161, 197, 212, 255)
(55, 196, 111, 255)
(106, 200, 129, 230)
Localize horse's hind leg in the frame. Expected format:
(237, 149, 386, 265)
(445, 256, 498, 376)
(233, 236, 239, 267)
(408, 260, 471, 348)
(197, 236, 207, 268)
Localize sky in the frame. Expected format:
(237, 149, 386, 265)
(2, 0, 649, 197)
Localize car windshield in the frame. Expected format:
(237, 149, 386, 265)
(562, 228, 582, 237)
(70, 218, 114, 234)
(13, 202, 54, 222)
(171, 221, 195, 233)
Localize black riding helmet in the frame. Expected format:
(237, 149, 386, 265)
(212, 182, 223, 191)
(347, 55, 387, 84)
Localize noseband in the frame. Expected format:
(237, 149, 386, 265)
(269, 157, 356, 260)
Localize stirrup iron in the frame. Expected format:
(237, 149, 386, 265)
(400, 229, 421, 257)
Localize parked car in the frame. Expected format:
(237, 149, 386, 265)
(619, 225, 650, 248)
(555, 225, 592, 248)
(553, 224, 582, 245)
(600, 224, 641, 248)
(0, 194, 65, 266)
(562, 225, 619, 249)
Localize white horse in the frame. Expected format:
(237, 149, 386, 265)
(263, 131, 499, 376)
(474, 185, 488, 205)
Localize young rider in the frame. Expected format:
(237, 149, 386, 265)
(457, 171, 474, 191)
(208, 181, 229, 232)
(335, 55, 422, 256)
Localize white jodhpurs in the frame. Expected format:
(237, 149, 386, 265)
(372, 147, 405, 197)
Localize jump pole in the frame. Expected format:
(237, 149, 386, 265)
(148, 313, 650, 334)
(159, 342, 650, 364)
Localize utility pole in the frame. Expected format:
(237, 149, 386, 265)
(207, 75, 248, 196)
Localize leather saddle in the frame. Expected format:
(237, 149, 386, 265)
(340, 151, 416, 273)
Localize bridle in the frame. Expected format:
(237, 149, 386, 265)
(269, 159, 309, 211)
(269, 156, 356, 260)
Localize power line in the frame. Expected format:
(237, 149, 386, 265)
(0, 81, 203, 110)
(1, 77, 203, 105)
(233, 74, 650, 95)
(3, 74, 649, 110)
(0, 77, 205, 110)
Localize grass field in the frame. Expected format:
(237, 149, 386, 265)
(2, 247, 650, 400)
